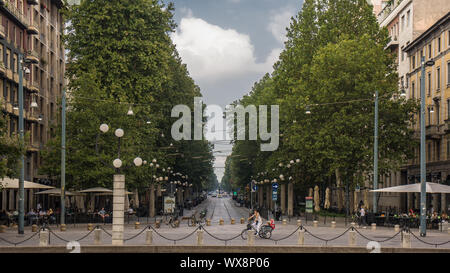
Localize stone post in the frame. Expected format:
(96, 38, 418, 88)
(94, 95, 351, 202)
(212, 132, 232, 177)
(0, 225, 6, 233)
(219, 219, 224, 225)
(331, 221, 336, 228)
(348, 229, 356, 246)
(371, 223, 376, 230)
(94, 228, 101, 245)
(394, 225, 400, 232)
(60, 224, 66, 232)
(298, 228, 305, 245)
(206, 219, 211, 226)
(297, 219, 302, 227)
(39, 230, 49, 246)
(112, 174, 125, 246)
(313, 220, 318, 228)
(247, 230, 254, 246)
(240, 218, 245, 224)
(280, 183, 286, 214)
(282, 219, 287, 226)
(145, 229, 153, 245)
(402, 231, 411, 248)
(231, 218, 235, 225)
(87, 223, 93, 231)
(197, 229, 203, 246)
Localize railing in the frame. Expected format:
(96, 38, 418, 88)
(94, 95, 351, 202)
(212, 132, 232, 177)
(378, 0, 404, 23)
(3, 1, 29, 27)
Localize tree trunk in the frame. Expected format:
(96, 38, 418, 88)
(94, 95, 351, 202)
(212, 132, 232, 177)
(149, 184, 155, 217)
(280, 183, 286, 214)
(336, 169, 344, 211)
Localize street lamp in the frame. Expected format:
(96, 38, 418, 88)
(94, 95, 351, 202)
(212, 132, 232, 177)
(419, 56, 435, 237)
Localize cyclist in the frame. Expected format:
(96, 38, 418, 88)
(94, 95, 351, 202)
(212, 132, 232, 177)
(248, 208, 262, 235)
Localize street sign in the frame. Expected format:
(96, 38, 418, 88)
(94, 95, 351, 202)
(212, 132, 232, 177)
(163, 196, 176, 214)
(252, 185, 257, 192)
(272, 190, 278, 201)
(272, 183, 278, 190)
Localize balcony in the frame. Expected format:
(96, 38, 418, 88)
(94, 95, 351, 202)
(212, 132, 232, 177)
(0, 24, 5, 39)
(27, 21, 39, 35)
(25, 50, 39, 64)
(29, 81, 39, 93)
(0, 62, 5, 74)
(0, 0, 29, 29)
(27, 0, 39, 5)
(377, 0, 403, 24)
(385, 36, 399, 51)
(426, 125, 443, 139)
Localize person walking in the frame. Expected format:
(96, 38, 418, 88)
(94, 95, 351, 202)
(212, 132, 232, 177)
(360, 206, 367, 227)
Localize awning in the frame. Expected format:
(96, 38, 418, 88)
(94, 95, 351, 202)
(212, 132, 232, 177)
(0, 178, 54, 189)
(78, 187, 113, 193)
(370, 182, 450, 194)
(34, 188, 78, 196)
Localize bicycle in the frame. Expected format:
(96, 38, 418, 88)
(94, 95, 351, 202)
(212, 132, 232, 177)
(241, 221, 274, 240)
(163, 210, 179, 228)
(188, 209, 207, 227)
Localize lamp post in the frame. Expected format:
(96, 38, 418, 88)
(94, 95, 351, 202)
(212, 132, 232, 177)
(420, 56, 435, 237)
(373, 90, 379, 214)
(18, 54, 32, 235)
(61, 87, 66, 226)
(98, 124, 142, 245)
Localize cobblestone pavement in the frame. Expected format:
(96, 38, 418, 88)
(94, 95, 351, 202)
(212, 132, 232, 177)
(0, 197, 449, 250)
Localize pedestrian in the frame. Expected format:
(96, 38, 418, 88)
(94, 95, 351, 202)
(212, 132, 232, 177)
(360, 206, 367, 227)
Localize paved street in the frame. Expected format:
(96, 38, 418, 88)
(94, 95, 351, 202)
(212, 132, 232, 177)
(0, 196, 449, 250)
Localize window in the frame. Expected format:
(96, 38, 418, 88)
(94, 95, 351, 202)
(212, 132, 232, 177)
(448, 62, 450, 85)
(428, 143, 432, 162)
(437, 67, 440, 90)
(13, 54, 17, 73)
(447, 140, 450, 159)
(5, 49, 10, 69)
(438, 37, 441, 52)
(428, 107, 431, 124)
(448, 99, 450, 120)
(407, 10, 410, 26)
(412, 55, 415, 69)
(428, 44, 432, 58)
(428, 72, 432, 95)
(401, 16, 405, 31)
(401, 51, 404, 61)
(411, 82, 415, 98)
(437, 141, 441, 161)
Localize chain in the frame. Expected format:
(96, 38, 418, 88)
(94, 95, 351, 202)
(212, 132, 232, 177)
(123, 225, 150, 242)
(409, 231, 450, 248)
(353, 227, 402, 243)
(202, 225, 242, 245)
(303, 226, 353, 246)
(148, 225, 200, 243)
(268, 226, 302, 243)
(0, 228, 41, 246)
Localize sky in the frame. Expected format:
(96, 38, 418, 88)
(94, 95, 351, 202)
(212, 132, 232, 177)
(164, 0, 304, 181)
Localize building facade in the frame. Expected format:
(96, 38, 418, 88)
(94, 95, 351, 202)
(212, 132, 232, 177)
(365, 0, 450, 213)
(404, 12, 450, 214)
(0, 0, 65, 212)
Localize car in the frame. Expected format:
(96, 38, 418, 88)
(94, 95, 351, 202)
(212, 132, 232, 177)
(212, 193, 217, 197)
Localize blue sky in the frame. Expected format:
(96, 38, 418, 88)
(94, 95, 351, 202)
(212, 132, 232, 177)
(163, 0, 304, 180)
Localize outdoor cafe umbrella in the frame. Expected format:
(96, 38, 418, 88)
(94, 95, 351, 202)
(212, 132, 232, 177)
(79, 187, 113, 193)
(324, 187, 330, 209)
(370, 182, 450, 193)
(314, 186, 320, 212)
(0, 178, 54, 189)
(34, 188, 77, 196)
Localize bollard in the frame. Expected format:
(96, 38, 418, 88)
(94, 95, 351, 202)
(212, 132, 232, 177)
(441, 221, 448, 232)
(39, 230, 49, 246)
(298, 228, 305, 245)
(313, 220, 318, 228)
(331, 221, 336, 229)
(448, 227, 450, 234)
(348, 229, 356, 246)
(240, 218, 245, 224)
(174, 220, 180, 228)
(297, 220, 302, 227)
(135, 222, 140, 229)
(60, 224, 66, 232)
(94, 228, 102, 245)
(394, 225, 400, 232)
(31, 224, 38, 232)
(371, 223, 376, 231)
(219, 219, 224, 225)
(0, 225, 6, 233)
(145, 229, 153, 245)
(231, 218, 235, 225)
(155, 220, 160, 229)
(197, 229, 204, 246)
(87, 223, 93, 231)
(282, 219, 287, 226)
(402, 231, 411, 248)
(207, 219, 211, 226)
(350, 222, 356, 228)
(247, 230, 255, 246)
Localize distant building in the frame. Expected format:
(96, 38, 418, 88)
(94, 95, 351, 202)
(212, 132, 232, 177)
(403, 12, 450, 214)
(0, 0, 65, 212)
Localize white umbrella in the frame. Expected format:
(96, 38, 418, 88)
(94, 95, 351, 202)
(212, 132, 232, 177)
(370, 182, 450, 193)
(0, 178, 54, 189)
(79, 187, 113, 193)
(34, 188, 77, 196)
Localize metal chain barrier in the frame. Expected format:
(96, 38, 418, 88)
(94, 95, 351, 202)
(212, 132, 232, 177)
(148, 224, 201, 245)
(0, 228, 42, 246)
(45, 226, 98, 243)
(97, 225, 112, 237)
(268, 226, 302, 245)
(302, 226, 353, 246)
(201, 225, 242, 246)
(123, 225, 151, 242)
(352, 227, 402, 243)
(409, 231, 450, 248)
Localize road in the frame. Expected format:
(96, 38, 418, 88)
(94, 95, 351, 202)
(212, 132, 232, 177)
(190, 195, 251, 224)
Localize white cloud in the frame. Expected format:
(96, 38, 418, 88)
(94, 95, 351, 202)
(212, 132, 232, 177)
(267, 8, 295, 44)
(171, 17, 279, 81)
